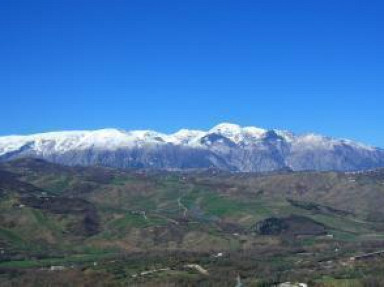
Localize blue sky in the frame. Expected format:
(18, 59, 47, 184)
(0, 0, 383, 146)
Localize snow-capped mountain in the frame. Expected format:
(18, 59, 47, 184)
(0, 123, 383, 172)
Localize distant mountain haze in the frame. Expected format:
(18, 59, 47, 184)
(0, 123, 383, 172)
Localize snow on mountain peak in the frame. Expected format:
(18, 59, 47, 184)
(167, 129, 205, 145)
(0, 123, 378, 158)
(209, 123, 267, 143)
(0, 123, 381, 172)
(210, 123, 242, 133)
(243, 126, 267, 138)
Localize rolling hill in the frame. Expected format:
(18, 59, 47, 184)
(1, 158, 384, 286)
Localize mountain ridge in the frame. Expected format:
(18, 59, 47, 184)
(0, 123, 383, 172)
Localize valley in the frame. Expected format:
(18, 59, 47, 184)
(1, 159, 384, 285)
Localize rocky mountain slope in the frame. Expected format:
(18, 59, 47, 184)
(0, 123, 383, 172)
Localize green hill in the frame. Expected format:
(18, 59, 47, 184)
(1, 159, 384, 286)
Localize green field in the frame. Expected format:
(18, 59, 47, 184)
(1, 159, 384, 286)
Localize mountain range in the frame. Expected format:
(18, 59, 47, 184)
(0, 123, 383, 172)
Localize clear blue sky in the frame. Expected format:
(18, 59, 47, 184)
(1, 0, 383, 147)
